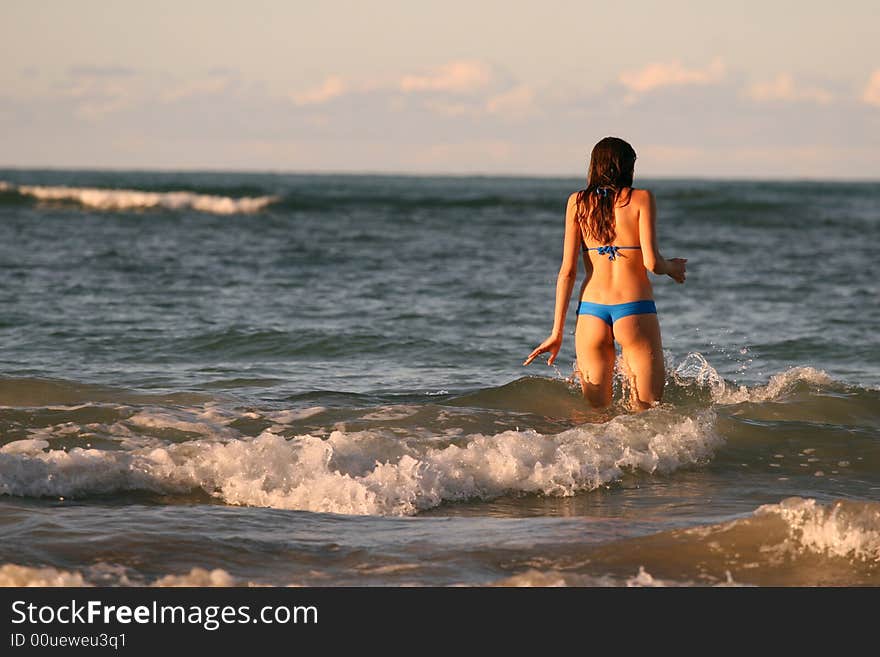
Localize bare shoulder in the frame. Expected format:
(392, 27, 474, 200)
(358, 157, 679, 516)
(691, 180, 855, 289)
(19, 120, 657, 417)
(628, 188, 654, 206)
(565, 190, 582, 217)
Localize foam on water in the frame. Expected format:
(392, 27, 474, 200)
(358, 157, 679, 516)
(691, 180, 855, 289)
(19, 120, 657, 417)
(0, 564, 90, 587)
(1, 181, 277, 214)
(0, 408, 719, 515)
(756, 497, 880, 562)
(0, 364, 861, 517)
(0, 562, 739, 587)
(492, 567, 743, 587)
(673, 353, 833, 404)
(0, 564, 245, 587)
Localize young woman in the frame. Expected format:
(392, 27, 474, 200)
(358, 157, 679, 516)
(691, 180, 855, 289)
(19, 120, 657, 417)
(523, 137, 687, 410)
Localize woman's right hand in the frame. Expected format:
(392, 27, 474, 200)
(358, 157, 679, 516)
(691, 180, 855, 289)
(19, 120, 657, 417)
(523, 333, 563, 366)
(666, 258, 687, 284)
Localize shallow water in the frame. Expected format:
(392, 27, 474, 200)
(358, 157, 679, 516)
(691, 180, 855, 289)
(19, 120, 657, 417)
(0, 171, 878, 586)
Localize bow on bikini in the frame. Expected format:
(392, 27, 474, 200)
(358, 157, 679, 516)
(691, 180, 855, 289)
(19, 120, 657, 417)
(596, 245, 621, 260)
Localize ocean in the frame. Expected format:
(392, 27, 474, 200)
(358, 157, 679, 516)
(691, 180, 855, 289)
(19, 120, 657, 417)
(0, 170, 878, 586)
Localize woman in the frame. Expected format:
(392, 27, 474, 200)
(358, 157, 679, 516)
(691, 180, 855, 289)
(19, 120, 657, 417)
(523, 137, 686, 410)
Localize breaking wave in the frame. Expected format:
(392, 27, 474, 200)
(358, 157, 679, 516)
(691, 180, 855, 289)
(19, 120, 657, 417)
(0, 181, 277, 215)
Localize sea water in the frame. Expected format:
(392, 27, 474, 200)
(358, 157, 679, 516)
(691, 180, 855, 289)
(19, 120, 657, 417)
(0, 171, 877, 586)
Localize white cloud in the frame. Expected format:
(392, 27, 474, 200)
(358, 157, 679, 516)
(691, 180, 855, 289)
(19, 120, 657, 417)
(862, 70, 880, 107)
(420, 99, 475, 117)
(485, 84, 535, 118)
(400, 60, 491, 94)
(746, 73, 833, 104)
(5, 57, 878, 177)
(619, 57, 725, 94)
(161, 72, 234, 103)
(290, 75, 347, 106)
(59, 72, 140, 120)
(67, 66, 136, 78)
(417, 83, 536, 120)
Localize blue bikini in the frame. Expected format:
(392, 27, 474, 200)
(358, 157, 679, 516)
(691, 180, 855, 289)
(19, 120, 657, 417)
(582, 244, 641, 261)
(578, 238, 657, 326)
(576, 299, 657, 326)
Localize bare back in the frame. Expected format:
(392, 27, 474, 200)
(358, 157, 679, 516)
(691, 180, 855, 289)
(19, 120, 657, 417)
(578, 187, 654, 304)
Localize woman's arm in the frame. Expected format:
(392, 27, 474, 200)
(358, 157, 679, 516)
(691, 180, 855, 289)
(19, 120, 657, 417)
(638, 190, 687, 283)
(523, 193, 584, 366)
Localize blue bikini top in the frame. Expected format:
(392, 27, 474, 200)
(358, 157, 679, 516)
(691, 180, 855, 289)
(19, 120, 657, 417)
(582, 244, 641, 260)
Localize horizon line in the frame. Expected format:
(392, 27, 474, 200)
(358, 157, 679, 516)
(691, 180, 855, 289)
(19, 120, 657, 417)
(1, 163, 878, 184)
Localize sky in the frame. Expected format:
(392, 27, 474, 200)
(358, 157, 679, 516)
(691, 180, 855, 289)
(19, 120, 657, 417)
(2, 0, 879, 178)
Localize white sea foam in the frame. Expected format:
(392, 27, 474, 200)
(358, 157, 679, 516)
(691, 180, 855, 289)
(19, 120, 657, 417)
(4, 182, 277, 215)
(266, 407, 327, 423)
(755, 497, 880, 562)
(673, 353, 832, 404)
(0, 408, 720, 516)
(0, 564, 91, 587)
(491, 567, 743, 587)
(717, 367, 833, 404)
(360, 406, 419, 421)
(127, 408, 239, 438)
(152, 568, 238, 587)
(0, 564, 257, 587)
(0, 439, 50, 454)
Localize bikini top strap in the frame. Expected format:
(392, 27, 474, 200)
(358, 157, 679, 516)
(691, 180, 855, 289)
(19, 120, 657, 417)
(583, 245, 641, 261)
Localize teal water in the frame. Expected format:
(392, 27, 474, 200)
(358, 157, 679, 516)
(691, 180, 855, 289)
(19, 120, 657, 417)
(0, 171, 878, 586)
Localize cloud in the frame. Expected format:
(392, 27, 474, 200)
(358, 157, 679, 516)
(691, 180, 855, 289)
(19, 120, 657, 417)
(618, 57, 725, 94)
(59, 71, 141, 120)
(414, 82, 536, 120)
(746, 73, 833, 104)
(161, 71, 235, 103)
(4, 56, 878, 177)
(67, 66, 137, 78)
(290, 75, 347, 106)
(485, 84, 535, 118)
(400, 60, 492, 94)
(862, 70, 880, 107)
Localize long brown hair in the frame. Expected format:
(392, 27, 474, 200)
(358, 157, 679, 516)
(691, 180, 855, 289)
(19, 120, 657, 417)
(575, 137, 637, 245)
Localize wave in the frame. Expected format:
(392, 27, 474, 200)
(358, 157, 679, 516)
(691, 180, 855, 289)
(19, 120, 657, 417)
(490, 567, 744, 587)
(0, 408, 718, 515)
(0, 364, 877, 515)
(0, 564, 242, 587)
(4, 497, 876, 586)
(0, 376, 211, 407)
(0, 561, 738, 587)
(0, 181, 277, 215)
(756, 497, 880, 562)
(0, 180, 560, 214)
(527, 497, 880, 586)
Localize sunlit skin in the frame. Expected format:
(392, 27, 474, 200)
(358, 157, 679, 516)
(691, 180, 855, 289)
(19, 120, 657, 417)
(524, 188, 687, 411)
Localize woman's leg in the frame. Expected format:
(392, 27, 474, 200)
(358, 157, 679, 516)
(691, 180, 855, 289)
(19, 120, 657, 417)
(575, 315, 616, 408)
(612, 313, 665, 410)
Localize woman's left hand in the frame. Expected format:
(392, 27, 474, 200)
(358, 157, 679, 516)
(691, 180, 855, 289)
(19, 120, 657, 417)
(523, 334, 562, 366)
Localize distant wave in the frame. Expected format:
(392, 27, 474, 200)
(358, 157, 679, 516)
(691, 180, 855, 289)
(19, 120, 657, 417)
(0, 180, 559, 214)
(0, 181, 277, 215)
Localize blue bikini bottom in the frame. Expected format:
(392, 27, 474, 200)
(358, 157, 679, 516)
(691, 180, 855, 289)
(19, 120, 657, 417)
(576, 299, 657, 326)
